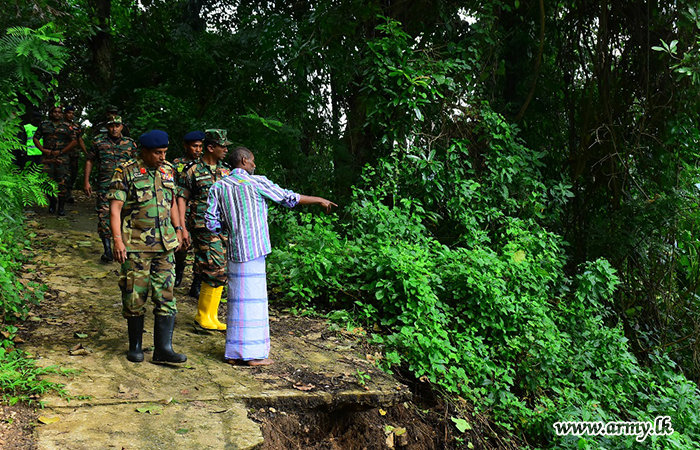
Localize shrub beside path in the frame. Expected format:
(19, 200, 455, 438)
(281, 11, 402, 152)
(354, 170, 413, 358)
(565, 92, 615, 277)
(20, 198, 406, 450)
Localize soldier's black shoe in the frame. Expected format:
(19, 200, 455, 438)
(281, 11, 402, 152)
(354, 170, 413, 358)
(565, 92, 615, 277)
(174, 251, 186, 287)
(48, 196, 57, 213)
(57, 197, 66, 216)
(188, 273, 202, 298)
(126, 316, 144, 363)
(152, 315, 187, 363)
(174, 267, 184, 287)
(100, 238, 113, 262)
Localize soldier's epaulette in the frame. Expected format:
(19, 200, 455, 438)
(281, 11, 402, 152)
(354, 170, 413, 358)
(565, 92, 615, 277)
(121, 158, 139, 171)
(183, 160, 197, 172)
(114, 158, 135, 174)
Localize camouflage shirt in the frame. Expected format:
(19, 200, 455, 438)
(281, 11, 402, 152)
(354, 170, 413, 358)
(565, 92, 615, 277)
(88, 135, 138, 191)
(177, 159, 231, 230)
(34, 120, 76, 151)
(107, 157, 179, 253)
(172, 156, 196, 184)
(67, 121, 84, 139)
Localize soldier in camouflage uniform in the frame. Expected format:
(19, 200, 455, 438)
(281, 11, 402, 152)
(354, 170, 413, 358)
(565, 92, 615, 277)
(84, 116, 138, 262)
(33, 106, 77, 215)
(178, 129, 232, 331)
(91, 105, 131, 141)
(64, 106, 86, 204)
(172, 130, 204, 287)
(108, 130, 187, 364)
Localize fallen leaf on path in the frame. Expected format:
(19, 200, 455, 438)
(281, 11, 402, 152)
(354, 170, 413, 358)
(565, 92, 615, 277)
(385, 432, 395, 449)
(176, 428, 189, 434)
(38, 416, 60, 424)
(69, 344, 90, 356)
(74, 332, 88, 339)
(293, 383, 315, 391)
(136, 405, 163, 415)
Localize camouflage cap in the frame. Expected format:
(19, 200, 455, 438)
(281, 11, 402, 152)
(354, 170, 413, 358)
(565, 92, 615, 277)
(107, 115, 123, 124)
(205, 129, 233, 146)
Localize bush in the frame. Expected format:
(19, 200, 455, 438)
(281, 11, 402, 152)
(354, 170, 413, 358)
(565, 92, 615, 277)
(267, 103, 700, 449)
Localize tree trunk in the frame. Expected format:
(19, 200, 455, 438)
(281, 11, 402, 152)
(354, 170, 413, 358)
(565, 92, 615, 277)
(87, 0, 113, 94)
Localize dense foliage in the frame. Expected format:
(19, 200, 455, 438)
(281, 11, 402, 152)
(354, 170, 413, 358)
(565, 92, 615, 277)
(0, 23, 68, 405)
(3, 0, 700, 448)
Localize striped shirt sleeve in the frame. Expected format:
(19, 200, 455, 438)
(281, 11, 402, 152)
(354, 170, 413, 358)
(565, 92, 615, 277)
(254, 175, 300, 208)
(205, 181, 223, 233)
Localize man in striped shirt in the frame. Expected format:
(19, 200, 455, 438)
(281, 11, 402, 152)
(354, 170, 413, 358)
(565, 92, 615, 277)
(205, 147, 336, 366)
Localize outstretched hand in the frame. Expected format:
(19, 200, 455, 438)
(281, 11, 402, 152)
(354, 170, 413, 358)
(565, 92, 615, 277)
(318, 198, 338, 213)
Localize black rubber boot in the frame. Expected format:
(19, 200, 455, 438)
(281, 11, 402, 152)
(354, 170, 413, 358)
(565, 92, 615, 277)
(126, 316, 144, 363)
(188, 273, 202, 298)
(101, 238, 114, 262)
(174, 251, 186, 287)
(57, 197, 66, 216)
(152, 315, 187, 363)
(48, 196, 57, 213)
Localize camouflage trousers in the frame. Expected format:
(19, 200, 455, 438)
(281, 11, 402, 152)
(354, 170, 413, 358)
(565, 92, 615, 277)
(41, 154, 71, 196)
(95, 191, 111, 239)
(119, 251, 177, 318)
(192, 227, 227, 288)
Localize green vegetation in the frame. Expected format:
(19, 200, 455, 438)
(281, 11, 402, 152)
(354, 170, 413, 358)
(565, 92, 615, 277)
(3, 1, 700, 448)
(0, 23, 67, 406)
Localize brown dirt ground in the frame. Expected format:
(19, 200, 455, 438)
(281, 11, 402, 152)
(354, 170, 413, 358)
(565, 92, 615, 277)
(3, 193, 520, 450)
(0, 404, 38, 450)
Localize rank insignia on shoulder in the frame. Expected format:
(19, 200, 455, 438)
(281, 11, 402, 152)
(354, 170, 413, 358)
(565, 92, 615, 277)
(177, 163, 184, 173)
(115, 167, 123, 173)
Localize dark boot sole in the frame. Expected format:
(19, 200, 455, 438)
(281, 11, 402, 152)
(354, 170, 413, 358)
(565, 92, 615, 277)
(127, 353, 144, 363)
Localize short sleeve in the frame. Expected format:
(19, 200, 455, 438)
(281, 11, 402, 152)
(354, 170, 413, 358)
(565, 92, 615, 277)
(177, 166, 193, 200)
(107, 166, 129, 202)
(87, 142, 98, 161)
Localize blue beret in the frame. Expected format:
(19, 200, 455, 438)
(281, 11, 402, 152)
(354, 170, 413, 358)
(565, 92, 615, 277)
(139, 130, 169, 148)
(184, 130, 205, 142)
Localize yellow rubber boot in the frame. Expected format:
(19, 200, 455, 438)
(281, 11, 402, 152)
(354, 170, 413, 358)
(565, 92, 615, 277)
(194, 283, 217, 330)
(209, 286, 226, 331)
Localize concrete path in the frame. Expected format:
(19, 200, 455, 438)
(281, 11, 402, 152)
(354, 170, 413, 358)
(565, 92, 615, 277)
(21, 200, 406, 450)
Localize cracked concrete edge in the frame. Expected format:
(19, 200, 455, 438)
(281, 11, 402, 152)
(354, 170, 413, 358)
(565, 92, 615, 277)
(38, 385, 409, 410)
